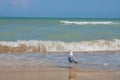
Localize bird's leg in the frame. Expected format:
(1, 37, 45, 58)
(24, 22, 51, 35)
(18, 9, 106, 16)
(69, 63, 70, 68)
(69, 63, 72, 68)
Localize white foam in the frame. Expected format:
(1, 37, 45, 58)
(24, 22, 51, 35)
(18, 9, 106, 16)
(103, 63, 109, 66)
(0, 39, 120, 52)
(60, 21, 119, 25)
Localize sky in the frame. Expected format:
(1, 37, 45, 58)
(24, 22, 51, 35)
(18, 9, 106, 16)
(0, 0, 120, 18)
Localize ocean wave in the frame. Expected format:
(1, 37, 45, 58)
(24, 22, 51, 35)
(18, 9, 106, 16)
(0, 39, 120, 53)
(60, 21, 119, 25)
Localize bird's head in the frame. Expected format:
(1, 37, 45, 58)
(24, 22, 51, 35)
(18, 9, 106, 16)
(70, 51, 73, 56)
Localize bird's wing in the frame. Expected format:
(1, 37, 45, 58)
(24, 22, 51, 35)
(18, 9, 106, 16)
(70, 56, 76, 62)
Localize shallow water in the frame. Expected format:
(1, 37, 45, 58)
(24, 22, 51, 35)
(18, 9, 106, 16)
(0, 52, 120, 71)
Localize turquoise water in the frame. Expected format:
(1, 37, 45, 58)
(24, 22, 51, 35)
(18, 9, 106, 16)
(0, 18, 120, 52)
(0, 18, 120, 41)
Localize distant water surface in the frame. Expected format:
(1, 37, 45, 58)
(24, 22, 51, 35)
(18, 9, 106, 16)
(0, 18, 120, 41)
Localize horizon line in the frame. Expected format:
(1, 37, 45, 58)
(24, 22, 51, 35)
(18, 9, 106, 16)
(0, 16, 120, 19)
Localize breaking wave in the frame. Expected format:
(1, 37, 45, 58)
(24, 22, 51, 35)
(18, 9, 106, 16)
(60, 21, 119, 25)
(0, 39, 120, 53)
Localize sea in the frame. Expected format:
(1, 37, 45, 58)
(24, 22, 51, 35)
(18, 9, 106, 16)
(0, 17, 120, 70)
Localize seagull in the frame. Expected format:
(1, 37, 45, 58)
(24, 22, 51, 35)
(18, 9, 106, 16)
(68, 51, 78, 64)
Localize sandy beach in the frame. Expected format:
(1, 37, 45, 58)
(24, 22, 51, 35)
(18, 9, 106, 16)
(0, 65, 120, 80)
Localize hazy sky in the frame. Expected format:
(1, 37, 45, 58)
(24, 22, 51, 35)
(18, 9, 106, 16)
(0, 0, 120, 18)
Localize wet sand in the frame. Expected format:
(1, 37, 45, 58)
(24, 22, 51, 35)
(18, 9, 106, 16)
(0, 65, 120, 80)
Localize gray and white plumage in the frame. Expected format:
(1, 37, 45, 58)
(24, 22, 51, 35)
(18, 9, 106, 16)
(68, 51, 77, 64)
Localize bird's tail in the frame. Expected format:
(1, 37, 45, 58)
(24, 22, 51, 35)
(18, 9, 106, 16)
(74, 61, 78, 64)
